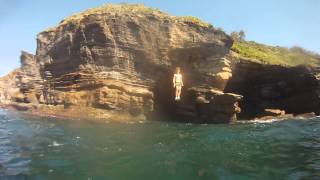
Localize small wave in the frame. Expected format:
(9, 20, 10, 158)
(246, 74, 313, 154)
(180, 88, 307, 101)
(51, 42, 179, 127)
(238, 118, 287, 124)
(239, 115, 320, 124)
(48, 141, 63, 147)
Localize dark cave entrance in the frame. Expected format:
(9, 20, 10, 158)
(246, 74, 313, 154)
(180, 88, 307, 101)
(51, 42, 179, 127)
(151, 65, 204, 121)
(152, 68, 177, 119)
(147, 46, 229, 121)
(224, 62, 320, 119)
(150, 65, 194, 121)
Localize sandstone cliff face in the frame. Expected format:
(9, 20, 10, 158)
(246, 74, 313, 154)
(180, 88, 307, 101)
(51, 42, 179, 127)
(0, 70, 20, 104)
(0, 4, 242, 123)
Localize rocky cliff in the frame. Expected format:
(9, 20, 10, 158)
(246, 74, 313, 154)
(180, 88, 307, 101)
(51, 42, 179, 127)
(0, 4, 242, 123)
(1, 4, 319, 123)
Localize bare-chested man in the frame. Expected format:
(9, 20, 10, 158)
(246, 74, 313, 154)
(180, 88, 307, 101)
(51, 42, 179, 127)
(173, 67, 183, 101)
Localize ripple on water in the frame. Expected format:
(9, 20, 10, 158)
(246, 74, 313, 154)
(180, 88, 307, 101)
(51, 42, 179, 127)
(0, 114, 32, 177)
(0, 109, 320, 179)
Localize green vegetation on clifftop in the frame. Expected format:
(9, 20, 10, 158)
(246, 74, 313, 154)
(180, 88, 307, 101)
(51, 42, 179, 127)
(49, 3, 213, 30)
(44, 3, 319, 68)
(232, 40, 320, 67)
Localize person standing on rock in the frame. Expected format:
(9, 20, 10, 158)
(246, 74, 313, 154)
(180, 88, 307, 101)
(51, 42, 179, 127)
(173, 67, 184, 101)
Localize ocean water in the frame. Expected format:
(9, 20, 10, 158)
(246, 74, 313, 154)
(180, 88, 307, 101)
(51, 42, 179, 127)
(0, 109, 319, 180)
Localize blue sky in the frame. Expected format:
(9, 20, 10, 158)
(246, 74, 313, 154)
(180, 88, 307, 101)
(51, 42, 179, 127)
(0, 0, 319, 76)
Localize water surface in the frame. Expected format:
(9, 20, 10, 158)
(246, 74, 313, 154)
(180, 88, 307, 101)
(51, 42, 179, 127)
(0, 109, 319, 179)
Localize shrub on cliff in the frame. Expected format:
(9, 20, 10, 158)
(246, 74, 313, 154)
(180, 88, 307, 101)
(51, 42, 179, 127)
(42, 3, 214, 32)
(232, 40, 320, 67)
(180, 16, 212, 28)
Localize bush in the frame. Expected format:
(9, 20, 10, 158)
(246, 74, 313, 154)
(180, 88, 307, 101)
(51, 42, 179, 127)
(232, 41, 320, 67)
(179, 16, 212, 27)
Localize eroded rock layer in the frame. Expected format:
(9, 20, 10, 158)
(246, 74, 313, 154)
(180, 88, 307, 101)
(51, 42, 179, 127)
(0, 4, 242, 123)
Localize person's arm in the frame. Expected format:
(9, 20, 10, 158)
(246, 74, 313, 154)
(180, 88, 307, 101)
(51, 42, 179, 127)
(181, 74, 183, 86)
(173, 74, 176, 87)
(181, 75, 184, 86)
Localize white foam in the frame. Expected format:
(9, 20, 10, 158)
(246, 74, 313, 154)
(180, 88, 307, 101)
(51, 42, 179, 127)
(48, 141, 63, 147)
(238, 118, 286, 124)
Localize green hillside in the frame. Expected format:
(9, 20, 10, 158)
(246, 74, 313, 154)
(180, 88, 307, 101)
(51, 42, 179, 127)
(231, 40, 320, 67)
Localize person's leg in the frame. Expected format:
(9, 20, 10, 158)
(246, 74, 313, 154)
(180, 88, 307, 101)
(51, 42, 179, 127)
(177, 86, 181, 99)
(175, 87, 178, 100)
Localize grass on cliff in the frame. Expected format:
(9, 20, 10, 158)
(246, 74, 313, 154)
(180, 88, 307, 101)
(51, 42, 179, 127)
(43, 3, 213, 32)
(232, 40, 320, 67)
(59, 4, 163, 25)
(179, 16, 212, 28)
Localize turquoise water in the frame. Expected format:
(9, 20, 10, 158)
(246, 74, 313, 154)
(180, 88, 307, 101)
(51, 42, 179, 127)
(0, 109, 320, 180)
